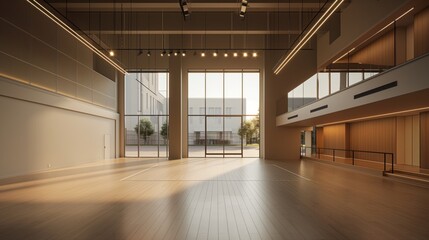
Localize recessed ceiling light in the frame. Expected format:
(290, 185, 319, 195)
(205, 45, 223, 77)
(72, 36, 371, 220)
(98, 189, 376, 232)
(182, 51, 186, 57)
(243, 52, 248, 57)
(201, 52, 206, 57)
(109, 50, 115, 57)
(213, 51, 218, 57)
(224, 52, 228, 57)
(233, 52, 238, 57)
(252, 52, 257, 57)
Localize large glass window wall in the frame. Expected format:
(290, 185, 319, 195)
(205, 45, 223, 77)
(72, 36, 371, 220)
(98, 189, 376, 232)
(124, 72, 169, 157)
(188, 71, 260, 158)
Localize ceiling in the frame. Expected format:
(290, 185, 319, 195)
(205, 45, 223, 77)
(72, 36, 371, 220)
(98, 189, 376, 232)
(39, 0, 346, 69)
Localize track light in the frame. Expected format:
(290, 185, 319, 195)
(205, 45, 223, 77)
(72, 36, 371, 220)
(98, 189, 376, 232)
(233, 52, 238, 57)
(137, 49, 143, 56)
(174, 51, 179, 56)
(179, 0, 190, 19)
(109, 50, 115, 57)
(201, 52, 206, 57)
(182, 51, 186, 57)
(243, 52, 248, 57)
(168, 51, 172, 56)
(147, 51, 151, 57)
(161, 50, 166, 57)
(224, 52, 228, 57)
(240, 0, 248, 18)
(252, 52, 257, 57)
(274, 0, 344, 74)
(213, 51, 218, 57)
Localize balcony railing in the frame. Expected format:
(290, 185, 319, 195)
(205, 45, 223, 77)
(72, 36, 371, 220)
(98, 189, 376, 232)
(300, 146, 394, 173)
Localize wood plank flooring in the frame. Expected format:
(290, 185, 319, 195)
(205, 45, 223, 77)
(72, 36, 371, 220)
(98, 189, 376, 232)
(0, 158, 429, 240)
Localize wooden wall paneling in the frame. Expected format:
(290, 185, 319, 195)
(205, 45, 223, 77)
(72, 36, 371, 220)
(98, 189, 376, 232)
(396, 117, 406, 165)
(420, 112, 429, 169)
(412, 115, 420, 167)
(349, 118, 396, 162)
(350, 31, 395, 67)
(395, 27, 407, 65)
(414, 6, 429, 57)
(404, 116, 413, 165)
(316, 127, 324, 149)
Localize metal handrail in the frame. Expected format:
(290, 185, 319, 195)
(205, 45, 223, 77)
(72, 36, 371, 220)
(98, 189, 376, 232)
(300, 146, 394, 174)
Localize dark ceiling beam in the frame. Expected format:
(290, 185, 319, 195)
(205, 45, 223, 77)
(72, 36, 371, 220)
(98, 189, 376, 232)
(50, 2, 325, 12)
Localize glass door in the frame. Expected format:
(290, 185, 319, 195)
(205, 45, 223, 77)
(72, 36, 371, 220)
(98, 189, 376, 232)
(205, 116, 243, 156)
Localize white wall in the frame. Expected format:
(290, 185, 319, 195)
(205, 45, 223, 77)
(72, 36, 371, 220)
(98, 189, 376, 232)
(0, 1, 119, 178)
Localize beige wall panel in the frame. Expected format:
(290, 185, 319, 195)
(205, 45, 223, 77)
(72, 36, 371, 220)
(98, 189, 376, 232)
(0, 52, 30, 83)
(414, 7, 429, 57)
(31, 38, 57, 73)
(396, 117, 405, 165)
(76, 44, 93, 68)
(28, 66, 57, 92)
(77, 64, 93, 88)
(92, 91, 115, 109)
(28, 11, 58, 48)
(0, 20, 31, 62)
(57, 53, 77, 82)
(0, 1, 29, 32)
(57, 27, 77, 60)
(412, 115, 420, 166)
(57, 77, 77, 97)
(92, 72, 116, 97)
(77, 85, 93, 102)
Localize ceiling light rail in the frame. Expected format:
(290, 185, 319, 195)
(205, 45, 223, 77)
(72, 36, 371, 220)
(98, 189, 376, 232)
(274, 0, 344, 75)
(27, 0, 128, 75)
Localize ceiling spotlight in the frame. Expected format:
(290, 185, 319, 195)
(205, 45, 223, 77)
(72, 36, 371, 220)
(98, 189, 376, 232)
(168, 51, 172, 56)
(240, 0, 248, 18)
(137, 49, 143, 56)
(224, 52, 228, 57)
(243, 52, 248, 57)
(174, 51, 179, 56)
(182, 51, 186, 57)
(233, 52, 238, 57)
(252, 52, 257, 57)
(147, 51, 151, 57)
(161, 50, 166, 57)
(213, 51, 218, 57)
(201, 52, 206, 57)
(179, 0, 190, 19)
(109, 50, 115, 57)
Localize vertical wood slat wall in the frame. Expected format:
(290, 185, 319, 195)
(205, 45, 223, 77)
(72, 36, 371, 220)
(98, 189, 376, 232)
(349, 118, 396, 162)
(414, 6, 429, 58)
(420, 112, 429, 169)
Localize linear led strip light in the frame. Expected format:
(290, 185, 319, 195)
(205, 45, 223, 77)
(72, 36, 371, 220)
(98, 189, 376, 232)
(27, 0, 128, 75)
(332, 7, 414, 64)
(274, 0, 344, 75)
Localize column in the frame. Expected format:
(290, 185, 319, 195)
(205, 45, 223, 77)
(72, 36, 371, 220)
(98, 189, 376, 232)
(169, 57, 182, 160)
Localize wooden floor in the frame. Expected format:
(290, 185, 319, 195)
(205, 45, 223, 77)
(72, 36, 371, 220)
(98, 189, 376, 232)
(1, 158, 429, 240)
